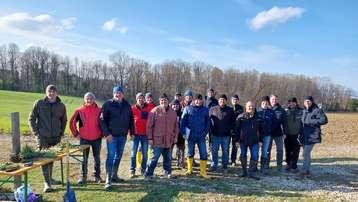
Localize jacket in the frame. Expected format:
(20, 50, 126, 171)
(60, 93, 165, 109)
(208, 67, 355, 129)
(270, 104, 288, 137)
(69, 103, 102, 141)
(206, 97, 218, 109)
(146, 106, 179, 148)
(131, 103, 151, 136)
(180, 105, 210, 141)
(209, 105, 236, 137)
(286, 106, 303, 135)
(99, 99, 135, 137)
(256, 107, 275, 137)
(235, 112, 263, 145)
(29, 97, 67, 148)
(301, 104, 328, 145)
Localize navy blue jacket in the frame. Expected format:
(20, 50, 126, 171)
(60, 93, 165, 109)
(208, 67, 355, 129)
(300, 104, 328, 145)
(180, 105, 210, 141)
(270, 104, 288, 137)
(206, 97, 218, 109)
(256, 107, 275, 137)
(100, 99, 135, 137)
(235, 112, 263, 145)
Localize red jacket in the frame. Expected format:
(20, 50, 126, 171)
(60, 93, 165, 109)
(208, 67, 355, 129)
(131, 104, 151, 136)
(147, 102, 156, 112)
(70, 103, 102, 141)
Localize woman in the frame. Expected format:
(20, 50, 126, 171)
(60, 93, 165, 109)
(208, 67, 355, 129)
(70, 92, 102, 184)
(300, 96, 328, 177)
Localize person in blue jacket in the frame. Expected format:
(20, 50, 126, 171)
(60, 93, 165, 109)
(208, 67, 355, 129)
(180, 93, 210, 179)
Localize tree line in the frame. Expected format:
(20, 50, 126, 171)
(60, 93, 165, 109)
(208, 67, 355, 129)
(0, 42, 355, 111)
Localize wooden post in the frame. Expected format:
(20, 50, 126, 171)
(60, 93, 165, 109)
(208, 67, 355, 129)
(11, 112, 21, 188)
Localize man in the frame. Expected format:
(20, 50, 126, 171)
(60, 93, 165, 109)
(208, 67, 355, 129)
(174, 92, 182, 102)
(29, 85, 67, 192)
(180, 94, 210, 178)
(170, 99, 185, 169)
(130, 93, 151, 178)
(206, 88, 218, 109)
(209, 94, 235, 173)
(235, 101, 262, 180)
(100, 85, 135, 190)
(181, 90, 193, 109)
(256, 96, 275, 174)
(285, 97, 303, 173)
(267, 94, 288, 172)
(230, 95, 244, 166)
(145, 93, 179, 179)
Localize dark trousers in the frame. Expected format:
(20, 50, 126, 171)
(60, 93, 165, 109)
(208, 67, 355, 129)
(230, 136, 238, 163)
(284, 135, 300, 169)
(80, 138, 102, 178)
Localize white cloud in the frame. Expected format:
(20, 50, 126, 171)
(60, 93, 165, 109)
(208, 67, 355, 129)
(169, 37, 196, 44)
(102, 18, 116, 31)
(118, 26, 128, 34)
(0, 12, 54, 32)
(249, 6, 304, 31)
(59, 17, 77, 31)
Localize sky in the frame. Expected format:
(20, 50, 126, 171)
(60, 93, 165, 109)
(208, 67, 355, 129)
(0, 0, 357, 93)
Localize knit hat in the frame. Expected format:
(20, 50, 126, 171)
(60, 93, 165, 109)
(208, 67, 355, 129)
(46, 84, 57, 92)
(159, 93, 168, 100)
(145, 92, 153, 99)
(175, 92, 182, 96)
(84, 92, 96, 100)
(288, 97, 298, 103)
(218, 94, 227, 100)
(232, 94, 239, 100)
(304, 96, 314, 102)
(136, 92, 144, 99)
(113, 86, 124, 94)
(194, 93, 203, 100)
(184, 90, 193, 97)
(261, 96, 270, 102)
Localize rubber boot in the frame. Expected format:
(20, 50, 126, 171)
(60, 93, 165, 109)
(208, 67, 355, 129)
(136, 150, 142, 169)
(147, 148, 151, 159)
(249, 160, 260, 180)
(199, 160, 209, 179)
(41, 165, 53, 192)
(111, 163, 123, 183)
(186, 157, 193, 175)
(239, 157, 247, 177)
(104, 172, 112, 190)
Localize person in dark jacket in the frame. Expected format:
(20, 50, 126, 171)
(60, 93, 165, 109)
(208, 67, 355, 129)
(100, 85, 135, 190)
(268, 94, 288, 171)
(170, 99, 185, 169)
(230, 95, 244, 166)
(256, 96, 275, 174)
(206, 88, 218, 109)
(181, 94, 210, 178)
(300, 96, 328, 177)
(235, 101, 262, 180)
(209, 94, 235, 173)
(284, 97, 303, 173)
(29, 85, 67, 192)
(70, 92, 102, 184)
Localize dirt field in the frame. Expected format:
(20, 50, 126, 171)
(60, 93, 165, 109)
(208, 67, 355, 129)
(0, 113, 357, 201)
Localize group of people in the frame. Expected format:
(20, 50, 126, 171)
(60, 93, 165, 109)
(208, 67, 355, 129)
(28, 85, 328, 192)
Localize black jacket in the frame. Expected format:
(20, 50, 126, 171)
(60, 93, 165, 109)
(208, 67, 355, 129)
(270, 104, 288, 137)
(206, 97, 218, 109)
(209, 105, 235, 137)
(286, 107, 303, 135)
(256, 107, 275, 137)
(300, 104, 328, 145)
(233, 104, 244, 118)
(100, 99, 135, 137)
(235, 112, 263, 145)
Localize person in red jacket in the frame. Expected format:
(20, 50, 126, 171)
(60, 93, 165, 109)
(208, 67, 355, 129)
(70, 92, 102, 184)
(130, 93, 151, 178)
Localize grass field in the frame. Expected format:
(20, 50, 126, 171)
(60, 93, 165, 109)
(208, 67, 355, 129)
(0, 90, 358, 201)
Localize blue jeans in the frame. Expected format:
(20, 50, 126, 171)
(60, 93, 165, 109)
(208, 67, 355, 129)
(130, 136, 148, 172)
(145, 146, 172, 177)
(268, 136, 284, 167)
(105, 136, 127, 174)
(187, 138, 207, 160)
(240, 144, 259, 161)
(302, 144, 315, 172)
(261, 136, 271, 160)
(210, 135, 230, 169)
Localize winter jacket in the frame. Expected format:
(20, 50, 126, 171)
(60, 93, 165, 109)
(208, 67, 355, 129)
(180, 105, 210, 141)
(233, 104, 244, 118)
(131, 103, 151, 136)
(256, 107, 275, 137)
(209, 105, 236, 137)
(206, 97, 218, 109)
(147, 106, 179, 148)
(70, 103, 102, 141)
(286, 107, 303, 136)
(300, 104, 328, 145)
(270, 104, 288, 137)
(235, 112, 263, 145)
(146, 102, 156, 112)
(29, 97, 67, 148)
(99, 99, 135, 137)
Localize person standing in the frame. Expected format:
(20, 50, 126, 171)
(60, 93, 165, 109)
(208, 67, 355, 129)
(230, 95, 244, 166)
(170, 99, 185, 169)
(206, 88, 218, 109)
(100, 86, 135, 190)
(145, 94, 179, 179)
(180, 94, 210, 178)
(70, 92, 102, 184)
(29, 85, 67, 192)
(300, 96, 328, 177)
(209, 94, 235, 173)
(284, 97, 303, 173)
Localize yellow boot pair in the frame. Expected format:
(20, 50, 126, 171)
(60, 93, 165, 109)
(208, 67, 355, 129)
(186, 157, 193, 175)
(186, 158, 209, 179)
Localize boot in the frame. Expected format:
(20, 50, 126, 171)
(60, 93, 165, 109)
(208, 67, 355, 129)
(249, 160, 260, 180)
(111, 163, 124, 183)
(48, 163, 61, 185)
(104, 172, 112, 190)
(136, 151, 142, 169)
(199, 160, 209, 179)
(260, 157, 264, 173)
(239, 157, 247, 177)
(262, 158, 269, 175)
(186, 157, 193, 175)
(42, 165, 53, 192)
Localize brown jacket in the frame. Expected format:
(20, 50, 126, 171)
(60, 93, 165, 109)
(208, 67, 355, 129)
(146, 106, 179, 148)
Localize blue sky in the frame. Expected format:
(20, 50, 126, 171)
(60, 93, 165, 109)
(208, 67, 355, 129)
(0, 0, 357, 93)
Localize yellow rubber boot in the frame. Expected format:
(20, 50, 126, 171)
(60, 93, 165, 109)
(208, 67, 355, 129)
(200, 160, 209, 179)
(186, 158, 193, 175)
(136, 151, 142, 168)
(147, 148, 151, 159)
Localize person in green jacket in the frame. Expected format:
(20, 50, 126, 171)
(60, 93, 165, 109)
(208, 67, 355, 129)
(29, 85, 67, 192)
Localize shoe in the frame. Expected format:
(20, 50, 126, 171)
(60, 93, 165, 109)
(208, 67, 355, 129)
(43, 182, 53, 193)
(231, 162, 237, 167)
(240, 157, 247, 177)
(94, 176, 103, 184)
(130, 171, 136, 179)
(77, 176, 87, 185)
(248, 160, 260, 180)
(199, 160, 209, 179)
(104, 183, 112, 191)
(167, 174, 172, 179)
(185, 158, 193, 175)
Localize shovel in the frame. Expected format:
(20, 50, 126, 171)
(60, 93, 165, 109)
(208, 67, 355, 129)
(63, 138, 77, 202)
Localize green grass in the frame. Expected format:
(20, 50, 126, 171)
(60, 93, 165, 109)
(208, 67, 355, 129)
(0, 90, 99, 135)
